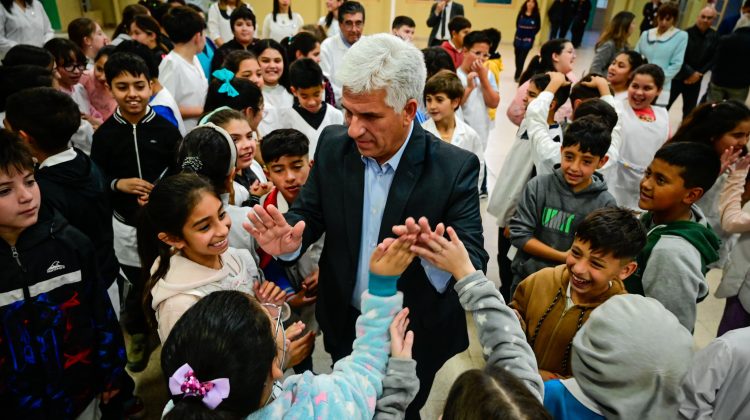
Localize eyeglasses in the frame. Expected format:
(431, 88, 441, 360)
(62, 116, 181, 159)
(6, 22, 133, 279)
(261, 302, 290, 370)
(342, 20, 364, 29)
(62, 63, 86, 73)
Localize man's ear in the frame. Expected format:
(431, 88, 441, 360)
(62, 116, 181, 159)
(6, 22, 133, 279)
(597, 155, 609, 169)
(683, 186, 705, 205)
(402, 98, 418, 125)
(158, 232, 185, 250)
(617, 261, 638, 280)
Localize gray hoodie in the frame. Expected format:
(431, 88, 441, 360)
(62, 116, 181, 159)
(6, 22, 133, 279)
(509, 166, 616, 288)
(680, 327, 750, 420)
(571, 294, 693, 419)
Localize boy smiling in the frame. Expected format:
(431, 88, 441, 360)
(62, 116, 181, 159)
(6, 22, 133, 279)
(509, 115, 617, 293)
(628, 142, 721, 331)
(511, 207, 646, 380)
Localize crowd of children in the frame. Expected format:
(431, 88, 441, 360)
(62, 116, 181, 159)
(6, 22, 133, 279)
(1, 0, 750, 419)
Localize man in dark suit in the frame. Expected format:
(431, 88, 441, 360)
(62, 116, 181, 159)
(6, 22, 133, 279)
(245, 34, 488, 419)
(427, 0, 465, 47)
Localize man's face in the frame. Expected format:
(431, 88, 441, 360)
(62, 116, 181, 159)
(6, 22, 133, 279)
(392, 25, 415, 42)
(341, 12, 364, 45)
(342, 88, 416, 164)
(696, 8, 717, 32)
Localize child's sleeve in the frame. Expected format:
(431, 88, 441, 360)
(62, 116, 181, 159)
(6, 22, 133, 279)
(311, 274, 403, 418)
(456, 271, 544, 401)
(506, 81, 530, 126)
(679, 335, 733, 419)
(720, 167, 750, 234)
(526, 91, 561, 172)
(641, 236, 706, 331)
(374, 358, 419, 420)
(509, 178, 541, 251)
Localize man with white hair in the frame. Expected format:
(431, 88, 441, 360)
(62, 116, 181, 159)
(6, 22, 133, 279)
(320, 1, 365, 107)
(245, 33, 488, 418)
(668, 6, 718, 118)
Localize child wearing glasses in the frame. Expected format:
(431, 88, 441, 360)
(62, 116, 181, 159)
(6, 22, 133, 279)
(457, 30, 500, 196)
(43, 38, 101, 154)
(159, 235, 415, 418)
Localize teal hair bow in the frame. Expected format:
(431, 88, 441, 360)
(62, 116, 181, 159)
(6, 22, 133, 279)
(212, 68, 239, 98)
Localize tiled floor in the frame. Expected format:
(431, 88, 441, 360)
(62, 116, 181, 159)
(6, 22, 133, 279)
(129, 32, 736, 419)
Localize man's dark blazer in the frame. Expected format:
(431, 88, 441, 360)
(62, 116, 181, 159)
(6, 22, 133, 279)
(286, 122, 488, 370)
(426, 1, 465, 46)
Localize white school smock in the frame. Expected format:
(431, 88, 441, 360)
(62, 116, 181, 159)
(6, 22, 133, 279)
(422, 116, 484, 189)
(159, 51, 208, 130)
(266, 104, 344, 156)
(457, 67, 498, 151)
(0, 0, 54, 58)
(262, 83, 294, 109)
(261, 12, 304, 43)
(609, 99, 669, 211)
(320, 34, 351, 107)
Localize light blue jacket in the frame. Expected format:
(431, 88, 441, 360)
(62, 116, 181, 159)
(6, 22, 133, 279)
(248, 274, 403, 419)
(635, 27, 688, 92)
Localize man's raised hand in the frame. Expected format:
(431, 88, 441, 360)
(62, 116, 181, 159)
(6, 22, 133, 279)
(243, 204, 305, 256)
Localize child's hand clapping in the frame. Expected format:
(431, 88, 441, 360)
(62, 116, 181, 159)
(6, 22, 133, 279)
(369, 236, 416, 277)
(389, 307, 414, 359)
(409, 226, 476, 281)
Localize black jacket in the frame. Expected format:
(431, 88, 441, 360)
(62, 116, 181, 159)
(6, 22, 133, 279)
(0, 207, 126, 418)
(711, 27, 750, 89)
(548, 0, 575, 25)
(285, 123, 489, 371)
(91, 107, 181, 226)
(426, 1, 464, 45)
(36, 149, 119, 286)
(676, 25, 719, 80)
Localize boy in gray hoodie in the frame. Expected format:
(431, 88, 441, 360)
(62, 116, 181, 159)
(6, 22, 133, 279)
(509, 115, 617, 293)
(628, 142, 721, 331)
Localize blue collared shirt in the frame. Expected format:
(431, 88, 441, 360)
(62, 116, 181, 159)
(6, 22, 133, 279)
(280, 122, 452, 310)
(351, 122, 452, 309)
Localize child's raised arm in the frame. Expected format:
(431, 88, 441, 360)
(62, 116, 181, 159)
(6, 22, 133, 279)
(720, 156, 750, 234)
(411, 228, 545, 401)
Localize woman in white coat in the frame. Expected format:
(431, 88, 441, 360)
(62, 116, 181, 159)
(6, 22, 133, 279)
(0, 0, 54, 58)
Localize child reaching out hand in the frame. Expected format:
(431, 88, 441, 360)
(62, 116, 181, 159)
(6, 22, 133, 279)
(160, 236, 415, 418)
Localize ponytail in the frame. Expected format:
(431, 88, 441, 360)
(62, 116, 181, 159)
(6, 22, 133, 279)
(519, 38, 570, 85)
(136, 173, 217, 327)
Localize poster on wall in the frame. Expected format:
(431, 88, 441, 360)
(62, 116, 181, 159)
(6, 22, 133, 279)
(477, 0, 513, 4)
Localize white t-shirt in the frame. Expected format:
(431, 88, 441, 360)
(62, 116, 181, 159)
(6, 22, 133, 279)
(159, 51, 208, 130)
(261, 12, 304, 43)
(457, 67, 498, 151)
(318, 15, 340, 38)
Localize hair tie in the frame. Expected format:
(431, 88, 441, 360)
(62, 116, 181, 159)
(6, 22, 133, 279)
(169, 363, 230, 410)
(182, 156, 203, 172)
(191, 122, 238, 175)
(212, 68, 239, 98)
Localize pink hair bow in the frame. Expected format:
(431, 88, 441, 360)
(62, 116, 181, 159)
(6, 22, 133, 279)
(169, 363, 230, 410)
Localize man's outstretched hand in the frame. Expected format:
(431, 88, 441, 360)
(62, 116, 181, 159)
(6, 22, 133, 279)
(243, 204, 305, 256)
(392, 216, 446, 255)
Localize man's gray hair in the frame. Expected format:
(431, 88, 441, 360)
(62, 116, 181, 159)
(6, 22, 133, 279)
(337, 33, 427, 112)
